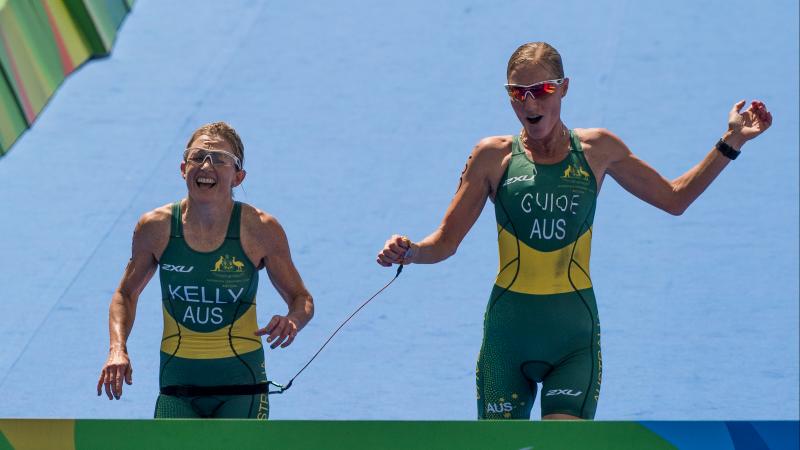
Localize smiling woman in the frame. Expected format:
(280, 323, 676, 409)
(96, 122, 315, 419)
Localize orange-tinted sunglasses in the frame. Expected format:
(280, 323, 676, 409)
(504, 79, 564, 102)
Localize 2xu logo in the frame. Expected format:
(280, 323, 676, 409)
(545, 389, 582, 397)
(162, 264, 194, 273)
(503, 174, 535, 187)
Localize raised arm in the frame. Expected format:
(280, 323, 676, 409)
(602, 100, 772, 215)
(250, 211, 314, 349)
(97, 211, 165, 400)
(377, 138, 504, 266)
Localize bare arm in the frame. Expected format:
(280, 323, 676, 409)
(377, 138, 504, 266)
(603, 100, 772, 215)
(97, 211, 165, 399)
(250, 212, 314, 349)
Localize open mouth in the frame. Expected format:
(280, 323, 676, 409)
(196, 177, 217, 189)
(526, 115, 543, 125)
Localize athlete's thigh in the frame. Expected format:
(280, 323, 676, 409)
(213, 393, 269, 419)
(154, 395, 201, 418)
(476, 347, 535, 420)
(540, 347, 600, 419)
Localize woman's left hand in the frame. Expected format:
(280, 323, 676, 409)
(255, 315, 299, 349)
(728, 100, 773, 144)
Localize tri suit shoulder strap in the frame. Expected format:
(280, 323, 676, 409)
(226, 201, 242, 239)
(511, 135, 525, 156)
(170, 201, 183, 238)
(568, 129, 584, 153)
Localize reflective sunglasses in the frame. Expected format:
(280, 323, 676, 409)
(504, 79, 564, 102)
(184, 148, 242, 170)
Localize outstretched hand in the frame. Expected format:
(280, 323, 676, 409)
(255, 315, 299, 349)
(728, 100, 772, 142)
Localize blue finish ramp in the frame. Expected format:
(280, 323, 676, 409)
(0, 0, 797, 422)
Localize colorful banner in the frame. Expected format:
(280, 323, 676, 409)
(0, 419, 797, 450)
(0, 0, 132, 154)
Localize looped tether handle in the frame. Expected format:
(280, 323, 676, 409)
(267, 379, 291, 395)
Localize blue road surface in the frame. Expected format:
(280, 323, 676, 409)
(0, 1, 797, 420)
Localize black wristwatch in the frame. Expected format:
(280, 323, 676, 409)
(716, 139, 741, 160)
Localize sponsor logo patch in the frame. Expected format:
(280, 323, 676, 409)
(545, 389, 583, 397)
(504, 174, 536, 187)
(162, 264, 194, 273)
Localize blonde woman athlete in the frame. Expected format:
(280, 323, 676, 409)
(377, 42, 772, 420)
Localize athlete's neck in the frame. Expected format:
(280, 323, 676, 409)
(521, 123, 569, 161)
(183, 197, 234, 231)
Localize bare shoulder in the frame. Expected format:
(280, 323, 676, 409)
(573, 128, 630, 162)
(574, 127, 628, 152)
(240, 203, 282, 235)
(239, 203, 291, 267)
(139, 204, 172, 228)
(459, 135, 514, 196)
(240, 203, 289, 249)
(469, 135, 513, 178)
(133, 203, 172, 257)
(472, 135, 513, 162)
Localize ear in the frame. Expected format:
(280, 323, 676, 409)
(232, 169, 246, 188)
(180, 161, 187, 179)
(561, 77, 569, 98)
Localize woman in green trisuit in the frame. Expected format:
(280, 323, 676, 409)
(97, 122, 314, 419)
(377, 42, 772, 420)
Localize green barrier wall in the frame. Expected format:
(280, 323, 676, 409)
(0, 0, 132, 154)
(0, 420, 674, 450)
(0, 420, 798, 450)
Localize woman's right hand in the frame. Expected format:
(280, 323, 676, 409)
(97, 348, 133, 400)
(376, 234, 416, 267)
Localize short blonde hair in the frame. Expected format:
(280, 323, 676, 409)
(185, 122, 245, 167)
(507, 42, 564, 80)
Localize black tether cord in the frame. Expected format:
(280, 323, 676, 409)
(268, 264, 404, 395)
